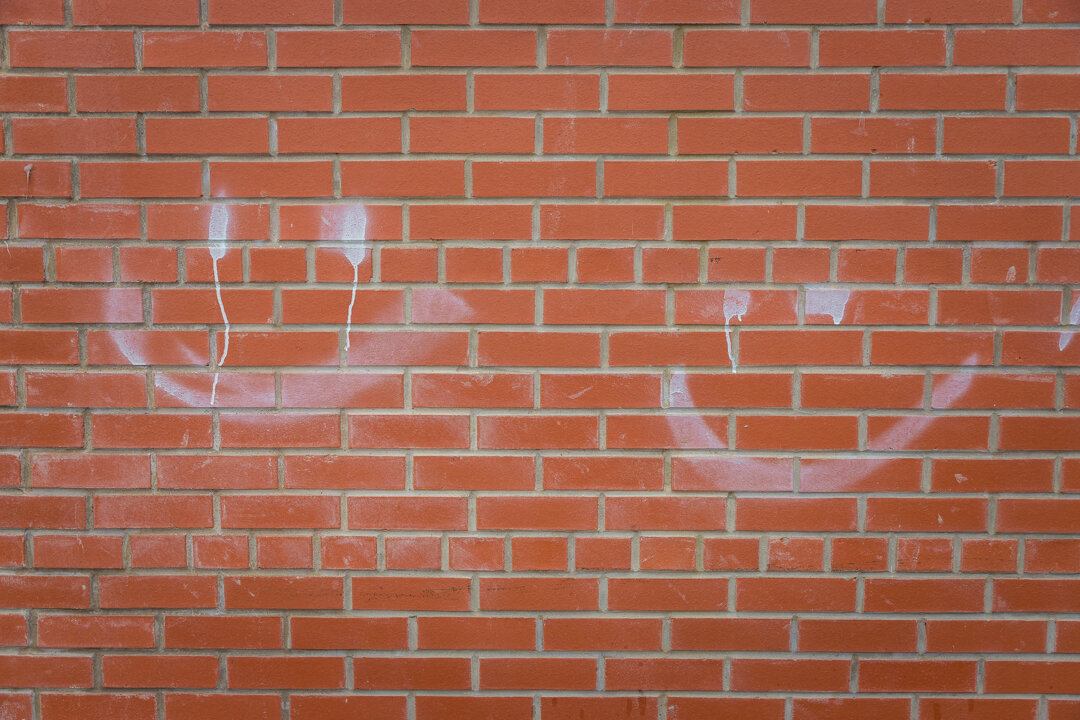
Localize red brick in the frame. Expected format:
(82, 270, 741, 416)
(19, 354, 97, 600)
(685, 30, 810, 67)
(40, 694, 155, 720)
(228, 657, 345, 689)
(0, 656, 92, 688)
(410, 117, 532, 154)
(752, 0, 876, 23)
(948, 117, 1070, 155)
(10, 30, 134, 68)
(99, 576, 216, 609)
(95, 495, 213, 529)
(866, 578, 985, 613)
(418, 698, 529, 720)
(744, 74, 870, 110)
(354, 577, 470, 611)
(887, 0, 1013, 23)
(164, 695, 279, 720)
(412, 30, 535, 67)
(144, 31, 266, 67)
(545, 117, 668, 154)
(881, 73, 1007, 110)
(418, 617, 534, 650)
(38, 617, 154, 651)
(548, 29, 672, 66)
(800, 619, 917, 652)
(342, 75, 467, 111)
(277, 30, 399, 67)
(737, 577, 857, 612)
(34, 535, 122, 569)
(290, 617, 405, 650)
(861, 661, 977, 692)
(14, 118, 135, 154)
(608, 75, 734, 111)
(731, 659, 851, 692)
(31, 454, 150, 489)
(0, 0, 63, 24)
(76, 75, 200, 112)
(0, 76, 68, 112)
(209, 0, 334, 24)
(165, 616, 281, 649)
(475, 74, 599, 110)
(481, 657, 595, 690)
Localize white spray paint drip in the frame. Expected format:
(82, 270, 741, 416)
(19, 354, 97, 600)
(722, 290, 750, 374)
(1060, 297, 1080, 352)
(208, 204, 231, 406)
(806, 288, 851, 325)
(336, 206, 369, 352)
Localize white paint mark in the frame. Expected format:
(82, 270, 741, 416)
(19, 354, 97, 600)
(23, 164, 32, 195)
(567, 385, 593, 400)
(722, 290, 750, 374)
(208, 204, 231, 406)
(873, 359, 977, 449)
(954, 473, 968, 484)
(669, 372, 692, 407)
(1005, 265, 1016, 282)
(1060, 297, 1080, 351)
(331, 206, 368, 352)
(806, 288, 851, 325)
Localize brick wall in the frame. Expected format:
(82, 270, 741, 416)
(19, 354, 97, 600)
(2, 0, 1080, 717)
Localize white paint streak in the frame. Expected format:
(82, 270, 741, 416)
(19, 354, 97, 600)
(806, 288, 851, 325)
(111, 332, 207, 407)
(567, 385, 592, 400)
(667, 355, 979, 486)
(1005, 265, 1016, 282)
(723, 290, 750, 374)
(873, 357, 977, 450)
(208, 204, 231, 405)
(1060, 297, 1080, 352)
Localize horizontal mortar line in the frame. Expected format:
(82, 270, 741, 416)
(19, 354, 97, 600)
(8, 197, 1076, 205)
(11, 152, 1080, 160)
(27, 406, 1080, 416)
(7, 110, 1080, 119)
(13, 20, 1080, 28)
(8, 64, 1080, 74)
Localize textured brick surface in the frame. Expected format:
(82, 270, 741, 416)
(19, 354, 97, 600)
(1, 0, 1079, 716)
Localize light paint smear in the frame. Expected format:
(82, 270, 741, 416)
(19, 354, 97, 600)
(208, 204, 231, 406)
(722, 290, 750, 374)
(111, 332, 206, 407)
